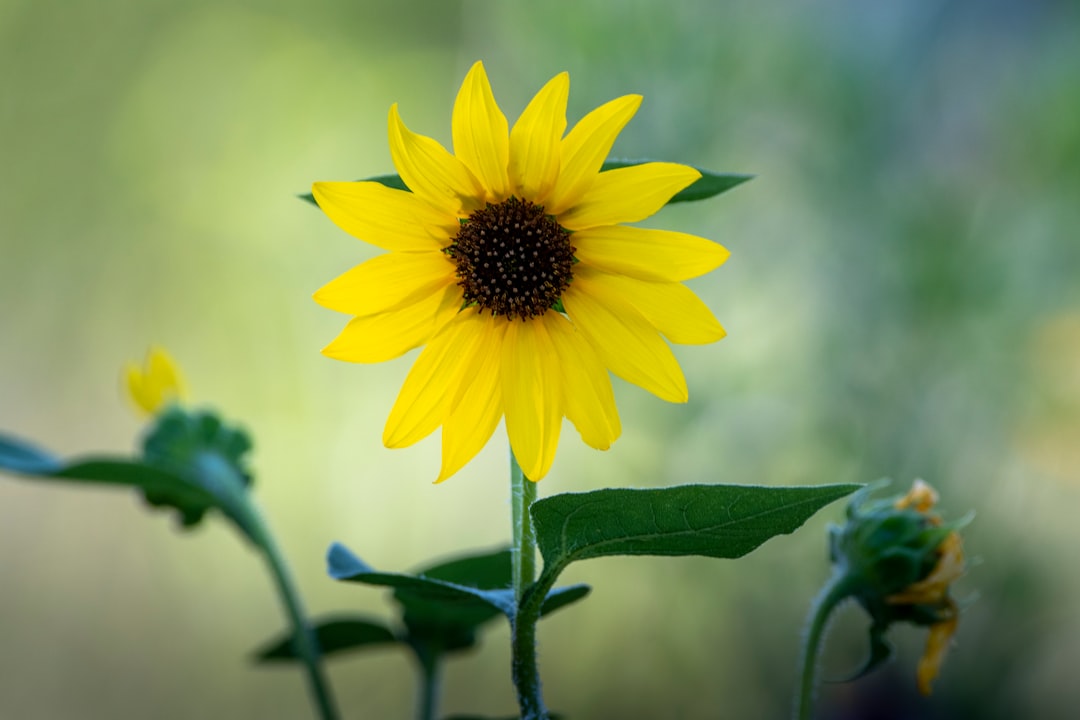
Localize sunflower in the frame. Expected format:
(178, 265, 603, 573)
(313, 61, 728, 482)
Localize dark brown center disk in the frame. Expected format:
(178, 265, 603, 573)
(447, 197, 575, 321)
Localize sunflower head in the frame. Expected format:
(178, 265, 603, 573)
(828, 479, 971, 695)
(313, 61, 730, 482)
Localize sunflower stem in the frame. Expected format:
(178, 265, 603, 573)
(794, 572, 853, 720)
(510, 449, 547, 719)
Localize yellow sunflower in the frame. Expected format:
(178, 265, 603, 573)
(313, 61, 729, 482)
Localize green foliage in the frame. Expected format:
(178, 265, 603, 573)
(0, 431, 221, 528)
(255, 615, 398, 662)
(328, 543, 517, 618)
(531, 483, 861, 576)
(0, 407, 256, 536)
(298, 161, 749, 207)
(327, 543, 591, 629)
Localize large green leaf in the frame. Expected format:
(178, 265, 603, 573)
(254, 614, 398, 663)
(300, 161, 749, 208)
(532, 484, 860, 573)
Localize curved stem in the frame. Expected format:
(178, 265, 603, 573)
(246, 503, 341, 720)
(509, 449, 546, 719)
(794, 573, 853, 720)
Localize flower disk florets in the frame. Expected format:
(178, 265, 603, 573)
(447, 197, 575, 321)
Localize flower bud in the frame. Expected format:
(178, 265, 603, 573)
(828, 479, 970, 695)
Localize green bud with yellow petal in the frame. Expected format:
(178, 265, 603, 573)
(796, 480, 972, 720)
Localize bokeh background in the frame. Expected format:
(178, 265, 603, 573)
(2, 0, 1078, 717)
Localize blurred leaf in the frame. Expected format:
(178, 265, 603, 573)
(0, 424, 252, 533)
(299, 162, 748, 208)
(254, 615, 398, 663)
(0, 430, 221, 527)
(533, 484, 860, 576)
(327, 542, 517, 618)
(0, 433, 63, 474)
(601, 159, 753, 203)
(832, 620, 894, 683)
(56, 458, 220, 527)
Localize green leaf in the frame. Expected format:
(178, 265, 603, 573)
(298, 173, 409, 207)
(0, 432, 221, 528)
(832, 619, 894, 683)
(327, 544, 593, 653)
(533, 484, 860, 574)
(0, 424, 253, 533)
(300, 162, 748, 208)
(327, 543, 517, 618)
(254, 615, 398, 663)
(600, 159, 752, 203)
(0, 433, 63, 474)
(540, 583, 590, 617)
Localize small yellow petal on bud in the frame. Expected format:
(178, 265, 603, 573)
(124, 346, 187, 416)
(917, 604, 959, 696)
(894, 478, 939, 513)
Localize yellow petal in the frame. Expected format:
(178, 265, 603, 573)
(322, 284, 464, 363)
(573, 225, 729, 282)
(917, 606, 959, 696)
(545, 94, 642, 215)
(388, 104, 485, 216)
(125, 347, 186, 416)
(509, 71, 569, 203)
(384, 308, 489, 448)
(452, 61, 510, 201)
(558, 162, 701, 231)
(563, 274, 688, 403)
(312, 181, 457, 251)
(438, 317, 509, 482)
(545, 312, 621, 449)
(583, 270, 725, 345)
(501, 319, 563, 481)
(895, 478, 940, 513)
(314, 251, 456, 316)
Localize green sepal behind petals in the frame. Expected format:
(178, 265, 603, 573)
(299, 161, 750, 208)
(600, 159, 753, 203)
(299, 173, 407, 206)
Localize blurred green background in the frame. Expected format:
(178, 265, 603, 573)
(2, 0, 1079, 717)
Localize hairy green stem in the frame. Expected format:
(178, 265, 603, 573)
(794, 573, 853, 720)
(509, 449, 546, 719)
